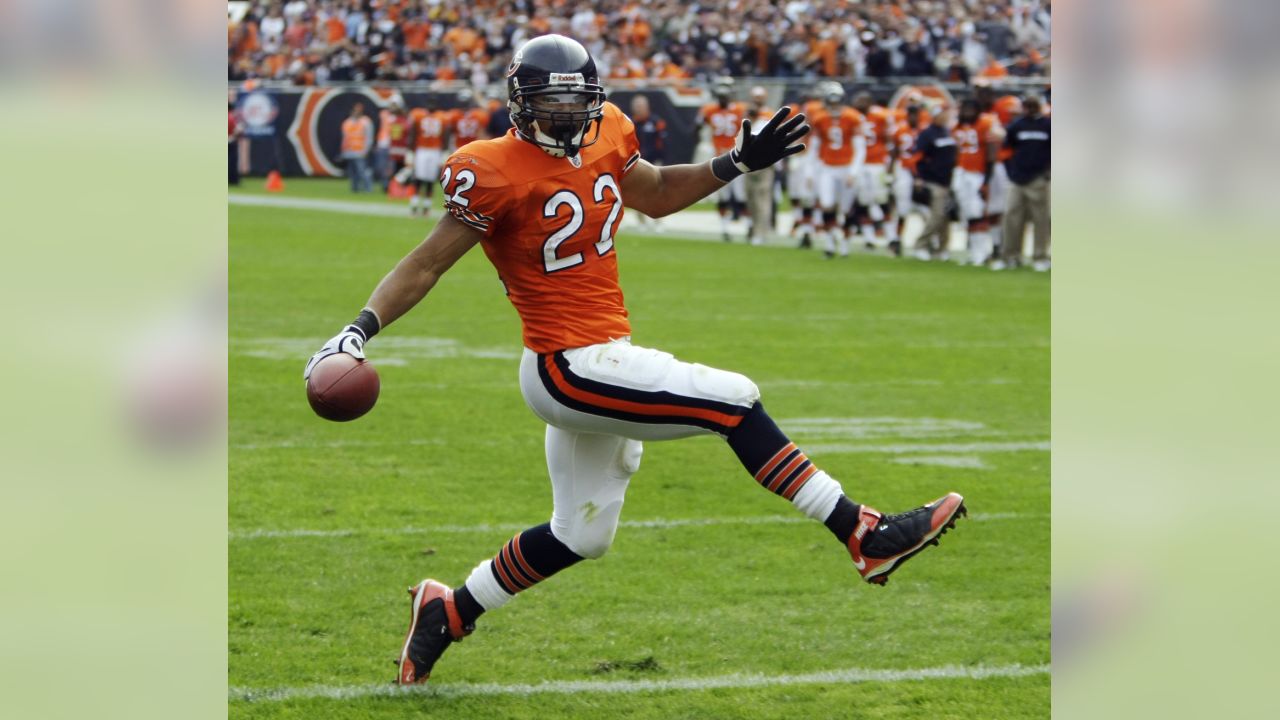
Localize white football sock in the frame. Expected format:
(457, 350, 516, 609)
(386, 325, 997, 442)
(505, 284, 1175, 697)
(792, 470, 844, 521)
(818, 230, 834, 254)
(463, 559, 514, 611)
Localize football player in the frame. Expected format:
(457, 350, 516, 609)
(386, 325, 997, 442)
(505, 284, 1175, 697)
(744, 86, 776, 246)
(407, 96, 453, 217)
(982, 89, 1020, 259)
(451, 88, 491, 150)
(788, 85, 824, 249)
(850, 92, 893, 250)
(888, 103, 925, 256)
(810, 81, 865, 259)
(303, 35, 966, 686)
(951, 99, 998, 265)
(700, 79, 748, 241)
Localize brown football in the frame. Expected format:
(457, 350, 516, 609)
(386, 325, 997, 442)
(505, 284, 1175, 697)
(306, 354, 380, 422)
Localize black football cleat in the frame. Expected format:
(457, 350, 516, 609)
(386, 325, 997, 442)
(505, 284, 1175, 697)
(846, 492, 966, 586)
(396, 579, 473, 684)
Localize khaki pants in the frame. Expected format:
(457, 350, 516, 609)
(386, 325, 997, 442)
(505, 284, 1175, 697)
(915, 181, 952, 256)
(745, 168, 775, 242)
(1001, 175, 1051, 263)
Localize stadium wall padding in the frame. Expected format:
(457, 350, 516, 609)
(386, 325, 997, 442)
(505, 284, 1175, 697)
(235, 83, 1020, 177)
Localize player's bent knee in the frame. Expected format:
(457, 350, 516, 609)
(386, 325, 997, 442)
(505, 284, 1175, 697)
(613, 439, 643, 478)
(690, 365, 760, 407)
(558, 505, 623, 559)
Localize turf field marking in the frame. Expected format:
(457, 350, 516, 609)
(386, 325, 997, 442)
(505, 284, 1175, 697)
(234, 336, 519, 361)
(229, 511, 1034, 540)
(229, 662, 1049, 702)
(806, 441, 1050, 454)
(891, 455, 991, 469)
(780, 416, 998, 440)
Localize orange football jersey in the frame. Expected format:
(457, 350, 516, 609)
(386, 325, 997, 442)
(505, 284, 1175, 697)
(439, 102, 641, 354)
(412, 109, 453, 149)
(863, 106, 892, 165)
(891, 121, 920, 172)
(700, 102, 746, 154)
(453, 108, 491, 149)
(992, 95, 1022, 126)
(954, 114, 995, 173)
(811, 106, 865, 166)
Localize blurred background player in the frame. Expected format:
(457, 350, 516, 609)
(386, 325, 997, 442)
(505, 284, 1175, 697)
(340, 102, 374, 193)
(810, 81, 865, 259)
(951, 99, 997, 265)
(629, 94, 668, 232)
(912, 107, 957, 261)
(451, 89, 490, 150)
(888, 103, 924, 257)
(744, 86, 776, 246)
(976, 86, 1014, 260)
(485, 86, 513, 138)
(789, 86, 824, 249)
(851, 92, 893, 251)
(374, 96, 409, 193)
(995, 95, 1051, 271)
(407, 97, 453, 217)
(228, 92, 243, 186)
(700, 79, 747, 242)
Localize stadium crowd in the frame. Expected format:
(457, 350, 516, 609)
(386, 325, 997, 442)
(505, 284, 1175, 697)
(228, 0, 1051, 86)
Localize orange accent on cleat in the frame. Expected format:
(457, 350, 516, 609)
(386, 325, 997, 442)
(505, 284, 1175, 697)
(846, 492, 966, 585)
(396, 579, 473, 685)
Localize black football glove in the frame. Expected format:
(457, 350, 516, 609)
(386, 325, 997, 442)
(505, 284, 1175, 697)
(711, 107, 810, 182)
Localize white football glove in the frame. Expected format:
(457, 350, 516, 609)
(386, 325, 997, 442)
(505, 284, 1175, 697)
(304, 329, 366, 380)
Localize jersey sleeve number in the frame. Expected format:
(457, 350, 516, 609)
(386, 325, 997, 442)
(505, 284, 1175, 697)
(439, 167, 475, 207)
(541, 174, 623, 273)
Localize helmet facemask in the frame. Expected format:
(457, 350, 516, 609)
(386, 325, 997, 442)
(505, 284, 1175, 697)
(510, 84, 605, 158)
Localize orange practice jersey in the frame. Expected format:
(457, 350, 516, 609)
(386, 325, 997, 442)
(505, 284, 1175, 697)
(979, 110, 1012, 163)
(802, 100, 823, 131)
(438, 102, 641, 354)
(411, 109, 452, 149)
(700, 102, 746, 153)
(992, 95, 1022, 126)
(953, 115, 995, 173)
(863, 106, 892, 165)
(891, 121, 920, 172)
(812, 106, 865, 166)
(453, 108, 491, 149)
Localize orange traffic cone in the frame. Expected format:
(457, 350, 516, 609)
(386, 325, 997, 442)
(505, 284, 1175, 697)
(265, 170, 285, 192)
(387, 177, 414, 199)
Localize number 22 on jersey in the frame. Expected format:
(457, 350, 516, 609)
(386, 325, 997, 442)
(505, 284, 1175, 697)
(442, 167, 624, 274)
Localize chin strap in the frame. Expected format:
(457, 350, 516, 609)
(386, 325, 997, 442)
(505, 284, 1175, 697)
(531, 124, 585, 158)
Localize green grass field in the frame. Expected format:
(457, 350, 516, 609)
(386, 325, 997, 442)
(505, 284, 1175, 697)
(229, 201, 1050, 718)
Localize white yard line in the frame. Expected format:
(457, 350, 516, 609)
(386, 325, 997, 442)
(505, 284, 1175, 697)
(230, 662, 1049, 702)
(805, 441, 1050, 454)
(229, 511, 1037, 541)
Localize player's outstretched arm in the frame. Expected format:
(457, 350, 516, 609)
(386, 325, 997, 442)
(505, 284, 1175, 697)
(622, 107, 808, 219)
(366, 213, 482, 329)
(304, 214, 481, 379)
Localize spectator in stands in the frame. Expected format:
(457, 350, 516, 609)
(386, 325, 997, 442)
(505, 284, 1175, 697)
(226, 1, 1050, 94)
(340, 102, 374, 193)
